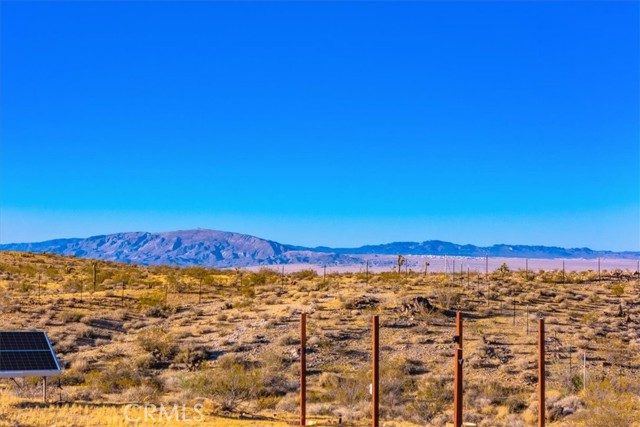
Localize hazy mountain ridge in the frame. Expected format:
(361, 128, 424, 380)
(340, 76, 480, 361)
(0, 229, 637, 267)
(323, 241, 629, 259)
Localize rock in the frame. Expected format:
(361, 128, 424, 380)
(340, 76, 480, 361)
(345, 295, 379, 310)
(400, 296, 434, 313)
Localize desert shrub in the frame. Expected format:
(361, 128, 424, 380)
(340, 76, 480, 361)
(278, 333, 299, 346)
(342, 295, 380, 310)
(496, 263, 510, 276)
(325, 366, 369, 409)
(134, 353, 156, 371)
(430, 286, 460, 310)
(96, 269, 116, 284)
(144, 304, 172, 318)
(263, 295, 278, 305)
(53, 336, 76, 354)
(181, 360, 258, 413)
(72, 357, 93, 373)
(553, 294, 566, 303)
(275, 394, 298, 413)
(87, 365, 142, 393)
(292, 269, 318, 281)
(599, 337, 632, 366)
(257, 350, 297, 397)
(481, 380, 512, 405)
(548, 395, 584, 421)
(239, 282, 256, 298)
(506, 394, 528, 413)
(408, 376, 452, 423)
(122, 384, 161, 402)
(581, 311, 599, 326)
(62, 280, 84, 293)
(175, 346, 208, 371)
(610, 284, 624, 297)
(568, 379, 640, 426)
(588, 294, 602, 304)
(539, 271, 562, 284)
(137, 327, 178, 364)
(60, 368, 86, 386)
(19, 282, 33, 293)
(230, 298, 251, 311)
(74, 324, 96, 340)
(380, 356, 412, 418)
(69, 387, 102, 401)
(255, 395, 281, 411)
(557, 371, 584, 394)
(59, 309, 85, 323)
(248, 269, 278, 286)
(138, 290, 165, 307)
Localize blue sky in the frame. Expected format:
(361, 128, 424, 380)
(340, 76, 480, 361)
(1, 1, 638, 251)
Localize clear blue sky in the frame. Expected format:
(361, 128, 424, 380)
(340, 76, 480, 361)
(1, 1, 638, 251)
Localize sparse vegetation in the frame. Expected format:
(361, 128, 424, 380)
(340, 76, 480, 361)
(1, 251, 639, 426)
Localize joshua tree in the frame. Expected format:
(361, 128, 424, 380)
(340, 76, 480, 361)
(397, 255, 406, 276)
(92, 262, 97, 292)
(185, 267, 208, 304)
(497, 263, 510, 279)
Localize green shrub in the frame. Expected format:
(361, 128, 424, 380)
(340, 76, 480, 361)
(610, 284, 624, 297)
(248, 268, 278, 286)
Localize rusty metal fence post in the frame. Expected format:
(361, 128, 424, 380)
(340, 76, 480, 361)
(538, 318, 545, 427)
(453, 311, 463, 427)
(300, 313, 306, 427)
(372, 315, 379, 427)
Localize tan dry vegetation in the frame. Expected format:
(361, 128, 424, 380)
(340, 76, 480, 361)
(1, 251, 639, 427)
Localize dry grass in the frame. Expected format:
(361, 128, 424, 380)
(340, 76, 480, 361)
(1, 251, 639, 426)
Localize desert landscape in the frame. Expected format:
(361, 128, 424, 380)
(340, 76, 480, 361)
(2, 2, 638, 426)
(1, 250, 639, 427)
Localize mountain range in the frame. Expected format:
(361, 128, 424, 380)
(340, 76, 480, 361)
(0, 229, 638, 268)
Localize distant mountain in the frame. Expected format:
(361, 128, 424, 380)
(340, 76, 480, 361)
(322, 240, 637, 259)
(0, 230, 358, 267)
(0, 229, 637, 267)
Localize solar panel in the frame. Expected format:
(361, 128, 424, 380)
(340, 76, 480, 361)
(0, 331, 62, 378)
(0, 331, 50, 351)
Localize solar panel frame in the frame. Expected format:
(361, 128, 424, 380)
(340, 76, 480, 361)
(0, 331, 62, 378)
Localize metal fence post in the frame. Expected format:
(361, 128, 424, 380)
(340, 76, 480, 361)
(538, 318, 545, 427)
(372, 315, 379, 427)
(454, 312, 463, 427)
(300, 313, 306, 427)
